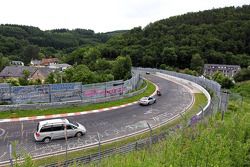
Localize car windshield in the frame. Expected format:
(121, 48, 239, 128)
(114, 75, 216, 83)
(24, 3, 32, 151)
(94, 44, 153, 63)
(68, 120, 79, 127)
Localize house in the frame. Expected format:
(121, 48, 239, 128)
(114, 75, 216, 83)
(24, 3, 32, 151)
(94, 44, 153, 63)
(48, 63, 71, 71)
(30, 68, 54, 82)
(41, 58, 59, 66)
(10, 61, 24, 66)
(203, 64, 241, 78)
(0, 66, 54, 82)
(30, 59, 42, 66)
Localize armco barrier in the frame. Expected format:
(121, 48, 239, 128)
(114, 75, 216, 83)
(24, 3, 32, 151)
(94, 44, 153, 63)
(155, 72, 211, 116)
(0, 68, 224, 167)
(134, 67, 221, 97)
(43, 68, 220, 167)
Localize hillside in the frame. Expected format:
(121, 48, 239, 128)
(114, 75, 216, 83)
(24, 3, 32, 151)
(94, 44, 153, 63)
(0, 24, 127, 64)
(1, 5, 250, 72)
(102, 5, 250, 69)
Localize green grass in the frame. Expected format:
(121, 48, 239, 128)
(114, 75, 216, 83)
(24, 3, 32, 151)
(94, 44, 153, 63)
(81, 85, 250, 167)
(0, 80, 155, 119)
(231, 80, 250, 98)
(30, 93, 206, 167)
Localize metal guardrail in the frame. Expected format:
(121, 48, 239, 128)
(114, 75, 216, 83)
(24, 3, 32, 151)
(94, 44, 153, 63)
(44, 96, 219, 167)
(43, 69, 222, 167)
(44, 131, 167, 167)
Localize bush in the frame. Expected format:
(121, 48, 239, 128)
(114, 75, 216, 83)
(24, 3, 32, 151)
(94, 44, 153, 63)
(234, 68, 250, 82)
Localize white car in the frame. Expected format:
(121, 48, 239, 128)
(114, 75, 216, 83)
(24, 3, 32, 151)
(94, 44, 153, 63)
(34, 118, 86, 143)
(139, 96, 156, 105)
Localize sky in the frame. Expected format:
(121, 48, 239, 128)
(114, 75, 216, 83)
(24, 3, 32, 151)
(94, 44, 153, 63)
(0, 0, 249, 33)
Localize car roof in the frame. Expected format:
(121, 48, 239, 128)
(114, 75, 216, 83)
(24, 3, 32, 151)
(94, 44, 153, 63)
(38, 118, 69, 127)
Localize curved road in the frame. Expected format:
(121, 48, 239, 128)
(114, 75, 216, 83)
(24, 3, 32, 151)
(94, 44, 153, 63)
(0, 74, 193, 163)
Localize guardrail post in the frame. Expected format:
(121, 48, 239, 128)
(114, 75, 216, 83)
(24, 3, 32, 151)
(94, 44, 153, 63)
(97, 133, 101, 165)
(80, 83, 83, 101)
(199, 105, 204, 119)
(48, 84, 52, 103)
(64, 125, 68, 162)
(240, 95, 243, 112)
(146, 122, 152, 151)
(9, 143, 13, 167)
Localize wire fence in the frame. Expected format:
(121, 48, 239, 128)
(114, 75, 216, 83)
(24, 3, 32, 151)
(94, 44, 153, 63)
(42, 69, 230, 167)
(43, 95, 222, 167)
(2, 69, 239, 167)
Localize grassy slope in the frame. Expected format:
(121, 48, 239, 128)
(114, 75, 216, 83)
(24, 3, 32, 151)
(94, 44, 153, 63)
(83, 84, 250, 167)
(0, 80, 155, 119)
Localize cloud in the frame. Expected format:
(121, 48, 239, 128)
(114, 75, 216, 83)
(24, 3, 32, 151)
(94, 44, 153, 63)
(0, 0, 249, 32)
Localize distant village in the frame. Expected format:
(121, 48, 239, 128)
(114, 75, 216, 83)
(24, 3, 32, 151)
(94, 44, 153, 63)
(0, 58, 71, 83)
(0, 57, 241, 86)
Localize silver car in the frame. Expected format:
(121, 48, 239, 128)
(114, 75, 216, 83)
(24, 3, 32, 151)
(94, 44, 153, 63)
(139, 96, 156, 105)
(34, 118, 86, 143)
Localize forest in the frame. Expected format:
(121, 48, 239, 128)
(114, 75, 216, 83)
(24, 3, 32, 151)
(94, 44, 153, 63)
(1, 5, 250, 85)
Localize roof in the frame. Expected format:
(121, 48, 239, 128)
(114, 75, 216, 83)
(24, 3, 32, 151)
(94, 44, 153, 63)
(0, 66, 37, 78)
(0, 66, 54, 78)
(11, 61, 24, 64)
(38, 118, 69, 127)
(41, 58, 59, 65)
(30, 59, 42, 65)
(34, 67, 54, 77)
(48, 63, 71, 69)
(204, 64, 241, 68)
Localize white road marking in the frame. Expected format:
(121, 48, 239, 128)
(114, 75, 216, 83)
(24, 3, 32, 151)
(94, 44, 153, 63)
(0, 128, 5, 137)
(0, 152, 6, 160)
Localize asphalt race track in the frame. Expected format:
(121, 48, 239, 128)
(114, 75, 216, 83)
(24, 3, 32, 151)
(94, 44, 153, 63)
(0, 74, 193, 163)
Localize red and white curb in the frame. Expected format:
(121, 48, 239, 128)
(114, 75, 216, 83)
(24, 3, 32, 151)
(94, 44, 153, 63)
(0, 81, 159, 123)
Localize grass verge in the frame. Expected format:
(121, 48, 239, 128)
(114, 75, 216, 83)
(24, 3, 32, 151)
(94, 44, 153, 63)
(84, 85, 250, 167)
(0, 80, 155, 119)
(32, 93, 207, 166)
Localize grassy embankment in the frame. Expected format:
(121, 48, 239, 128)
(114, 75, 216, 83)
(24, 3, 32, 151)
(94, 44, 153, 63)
(80, 82, 250, 167)
(0, 80, 154, 119)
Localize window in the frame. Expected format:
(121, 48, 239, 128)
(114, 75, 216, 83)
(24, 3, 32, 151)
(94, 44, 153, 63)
(66, 125, 73, 130)
(52, 125, 64, 131)
(40, 126, 53, 132)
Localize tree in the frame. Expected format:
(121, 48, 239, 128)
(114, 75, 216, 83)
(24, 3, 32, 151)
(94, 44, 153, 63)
(234, 68, 250, 82)
(112, 56, 132, 80)
(18, 69, 30, 85)
(22, 45, 40, 65)
(45, 73, 56, 84)
(94, 58, 112, 72)
(0, 53, 10, 71)
(161, 47, 177, 66)
(190, 53, 204, 74)
(212, 71, 234, 88)
(142, 55, 154, 67)
(159, 64, 167, 70)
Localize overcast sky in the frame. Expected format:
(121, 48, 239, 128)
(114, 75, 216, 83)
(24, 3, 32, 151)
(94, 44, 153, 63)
(0, 0, 249, 32)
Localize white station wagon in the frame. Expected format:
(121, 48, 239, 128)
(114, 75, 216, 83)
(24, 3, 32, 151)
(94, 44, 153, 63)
(34, 118, 86, 143)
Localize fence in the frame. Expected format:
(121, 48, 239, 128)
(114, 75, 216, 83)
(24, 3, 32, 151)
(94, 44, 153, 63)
(43, 94, 224, 167)
(0, 73, 141, 108)
(2, 68, 233, 167)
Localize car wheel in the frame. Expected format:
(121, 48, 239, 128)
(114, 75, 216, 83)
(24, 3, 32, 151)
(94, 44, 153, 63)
(43, 137, 51, 143)
(75, 132, 83, 137)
